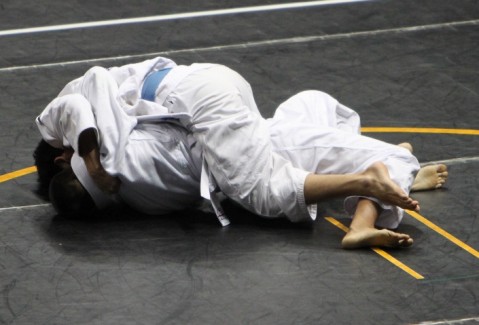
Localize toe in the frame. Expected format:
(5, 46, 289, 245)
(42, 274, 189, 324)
(437, 164, 447, 172)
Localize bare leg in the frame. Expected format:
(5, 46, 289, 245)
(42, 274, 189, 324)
(341, 199, 414, 249)
(304, 162, 420, 211)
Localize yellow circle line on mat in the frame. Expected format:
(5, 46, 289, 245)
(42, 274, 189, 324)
(0, 166, 37, 183)
(324, 216, 424, 280)
(361, 127, 479, 135)
(1, 127, 478, 183)
(406, 210, 479, 259)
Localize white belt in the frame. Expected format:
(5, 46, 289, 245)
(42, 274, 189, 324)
(200, 160, 230, 227)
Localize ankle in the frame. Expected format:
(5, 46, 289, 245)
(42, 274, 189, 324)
(357, 173, 375, 196)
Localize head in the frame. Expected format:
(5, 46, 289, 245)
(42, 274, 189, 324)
(49, 166, 96, 218)
(33, 140, 64, 199)
(34, 139, 96, 217)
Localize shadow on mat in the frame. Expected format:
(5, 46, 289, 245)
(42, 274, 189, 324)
(39, 196, 423, 265)
(39, 198, 330, 263)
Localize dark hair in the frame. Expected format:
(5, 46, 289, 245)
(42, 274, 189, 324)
(49, 166, 96, 218)
(33, 140, 64, 199)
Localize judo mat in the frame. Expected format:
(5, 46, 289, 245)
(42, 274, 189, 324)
(1, 0, 478, 323)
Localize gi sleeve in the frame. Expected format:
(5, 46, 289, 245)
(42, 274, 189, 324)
(35, 94, 99, 151)
(78, 66, 138, 172)
(57, 76, 84, 97)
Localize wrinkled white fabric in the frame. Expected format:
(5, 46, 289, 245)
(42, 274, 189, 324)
(162, 64, 312, 221)
(267, 90, 420, 228)
(36, 66, 202, 215)
(37, 56, 420, 228)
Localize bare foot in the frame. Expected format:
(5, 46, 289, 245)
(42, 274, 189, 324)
(342, 228, 413, 249)
(398, 142, 413, 153)
(411, 164, 448, 192)
(361, 162, 420, 211)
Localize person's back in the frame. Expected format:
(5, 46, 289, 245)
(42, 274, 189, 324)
(116, 122, 203, 215)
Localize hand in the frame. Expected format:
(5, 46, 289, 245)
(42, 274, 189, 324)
(89, 167, 121, 194)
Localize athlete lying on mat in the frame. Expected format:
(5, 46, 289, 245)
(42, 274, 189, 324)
(34, 57, 448, 249)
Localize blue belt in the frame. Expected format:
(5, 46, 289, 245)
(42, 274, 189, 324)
(141, 68, 172, 102)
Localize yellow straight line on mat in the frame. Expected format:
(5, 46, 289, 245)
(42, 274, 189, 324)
(406, 210, 479, 259)
(324, 216, 425, 280)
(361, 127, 479, 136)
(0, 166, 37, 183)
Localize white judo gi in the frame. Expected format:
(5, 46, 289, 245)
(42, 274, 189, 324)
(267, 90, 420, 228)
(36, 66, 203, 215)
(150, 63, 420, 227)
(36, 57, 420, 229)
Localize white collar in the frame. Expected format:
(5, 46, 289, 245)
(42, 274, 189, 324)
(70, 153, 115, 209)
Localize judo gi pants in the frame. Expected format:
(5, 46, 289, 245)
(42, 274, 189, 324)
(267, 90, 420, 228)
(164, 65, 312, 222)
(165, 65, 420, 228)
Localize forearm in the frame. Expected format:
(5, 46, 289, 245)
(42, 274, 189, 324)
(78, 128, 121, 194)
(36, 94, 97, 150)
(78, 128, 102, 173)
